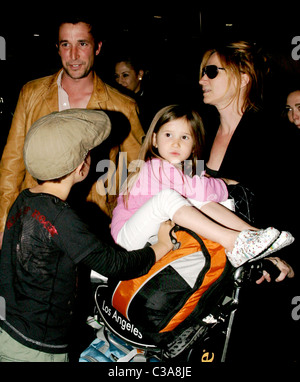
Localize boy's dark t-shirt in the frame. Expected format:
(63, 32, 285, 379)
(0, 189, 155, 353)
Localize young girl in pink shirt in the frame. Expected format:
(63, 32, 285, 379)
(111, 105, 293, 267)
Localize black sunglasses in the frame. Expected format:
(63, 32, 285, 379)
(201, 65, 225, 79)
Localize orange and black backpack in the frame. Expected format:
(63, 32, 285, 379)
(96, 225, 233, 350)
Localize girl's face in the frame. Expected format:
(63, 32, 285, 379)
(286, 91, 300, 129)
(152, 118, 194, 164)
(114, 61, 143, 93)
(199, 52, 237, 110)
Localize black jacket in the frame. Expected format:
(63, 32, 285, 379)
(0, 189, 155, 353)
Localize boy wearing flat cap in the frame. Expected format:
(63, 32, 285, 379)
(0, 109, 172, 362)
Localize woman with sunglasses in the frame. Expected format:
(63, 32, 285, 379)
(199, 41, 279, 226)
(199, 41, 296, 361)
(199, 40, 295, 270)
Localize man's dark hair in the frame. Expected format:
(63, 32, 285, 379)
(55, 12, 103, 44)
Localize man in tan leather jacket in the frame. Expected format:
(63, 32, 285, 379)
(0, 17, 145, 248)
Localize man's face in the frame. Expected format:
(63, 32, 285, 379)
(57, 22, 102, 80)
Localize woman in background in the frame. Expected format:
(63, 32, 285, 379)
(114, 54, 168, 133)
(285, 88, 300, 129)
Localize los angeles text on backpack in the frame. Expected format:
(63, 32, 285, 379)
(97, 226, 233, 348)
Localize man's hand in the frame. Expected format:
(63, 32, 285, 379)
(151, 220, 175, 261)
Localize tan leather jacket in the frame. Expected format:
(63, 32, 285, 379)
(0, 70, 145, 232)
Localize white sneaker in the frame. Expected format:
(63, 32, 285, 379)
(226, 227, 280, 268)
(249, 231, 295, 262)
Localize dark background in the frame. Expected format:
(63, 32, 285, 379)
(0, 3, 299, 115)
(0, 2, 299, 365)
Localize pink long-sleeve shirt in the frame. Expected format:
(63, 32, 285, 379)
(111, 158, 228, 242)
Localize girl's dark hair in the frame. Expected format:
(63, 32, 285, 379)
(141, 104, 205, 167)
(123, 104, 205, 200)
